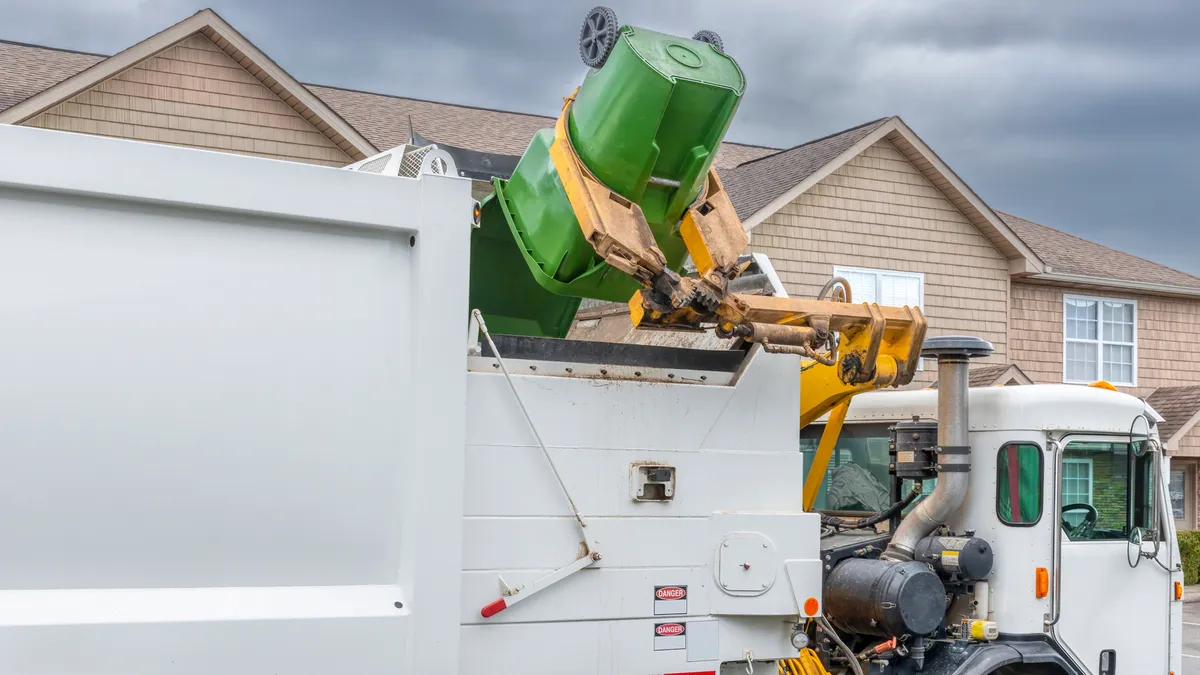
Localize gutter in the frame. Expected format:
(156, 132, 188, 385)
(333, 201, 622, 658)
(1027, 272, 1200, 298)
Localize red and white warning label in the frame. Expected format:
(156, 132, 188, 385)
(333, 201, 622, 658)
(654, 585, 688, 616)
(653, 622, 687, 651)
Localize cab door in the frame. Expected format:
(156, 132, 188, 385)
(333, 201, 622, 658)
(1054, 436, 1173, 674)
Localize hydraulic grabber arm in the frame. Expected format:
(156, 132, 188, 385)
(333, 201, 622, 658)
(477, 8, 928, 512)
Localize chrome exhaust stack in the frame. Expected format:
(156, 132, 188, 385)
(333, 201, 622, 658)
(883, 335, 993, 561)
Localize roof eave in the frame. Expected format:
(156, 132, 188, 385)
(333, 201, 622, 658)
(739, 117, 1044, 273)
(883, 119, 1044, 273)
(1027, 272, 1200, 298)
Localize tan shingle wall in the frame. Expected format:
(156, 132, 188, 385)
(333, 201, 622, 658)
(1011, 280, 1200, 396)
(23, 34, 351, 167)
(747, 139, 1010, 382)
(1173, 426, 1200, 458)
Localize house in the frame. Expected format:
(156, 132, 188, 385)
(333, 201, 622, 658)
(4, 9, 1200, 530)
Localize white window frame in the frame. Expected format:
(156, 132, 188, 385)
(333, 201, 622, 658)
(1062, 457, 1095, 504)
(833, 266, 925, 369)
(1062, 294, 1138, 386)
(1061, 456, 1095, 529)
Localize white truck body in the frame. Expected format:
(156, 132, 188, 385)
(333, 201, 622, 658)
(0, 125, 824, 674)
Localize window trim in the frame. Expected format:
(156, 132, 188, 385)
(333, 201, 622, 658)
(832, 266, 925, 306)
(1062, 293, 1138, 386)
(1062, 456, 1095, 505)
(995, 441, 1045, 528)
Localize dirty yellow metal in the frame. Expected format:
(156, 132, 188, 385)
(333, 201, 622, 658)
(678, 170, 747, 279)
(548, 90, 691, 306)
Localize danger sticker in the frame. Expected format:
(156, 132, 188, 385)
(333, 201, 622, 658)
(654, 585, 688, 615)
(654, 622, 687, 651)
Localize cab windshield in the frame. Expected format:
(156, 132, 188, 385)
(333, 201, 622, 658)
(799, 422, 933, 513)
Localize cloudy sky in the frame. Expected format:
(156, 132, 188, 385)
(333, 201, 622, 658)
(5, 0, 1199, 274)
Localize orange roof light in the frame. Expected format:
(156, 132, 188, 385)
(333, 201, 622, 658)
(1089, 380, 1118, 391)
(1035, 567, 1049, 599)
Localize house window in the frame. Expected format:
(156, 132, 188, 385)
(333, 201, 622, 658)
(1063, 295, 1136, 385)
(833, 266, 924, 308)
(1061, 457, 1094, 529)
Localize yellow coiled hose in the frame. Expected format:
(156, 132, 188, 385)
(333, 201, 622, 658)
(778, 648, 831, 675)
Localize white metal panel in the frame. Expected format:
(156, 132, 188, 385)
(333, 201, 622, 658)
(0, 124, 423, 232)
(460, 616, 790, 675)
(461, 349, 818, 671)
(0, 187, 416, 588)
(463, 445, 804, 517)
(946, 430, 1052, 635)
(0, 124, 472, 674)
(0, 617, 410, 675)
(462, 517, 709, 570)
(464, 348, 798, 453)
(842, 384, 1156, 434)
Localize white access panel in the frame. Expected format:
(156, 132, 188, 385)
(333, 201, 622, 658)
(0, 125, 472, 674)
(461, 349, 823, 674)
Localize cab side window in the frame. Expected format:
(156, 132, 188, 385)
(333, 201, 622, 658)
(1059, 441, 1158, 541)
(997, 443, 1043, 526)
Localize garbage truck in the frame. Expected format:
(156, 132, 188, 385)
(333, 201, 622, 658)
(0, 7, 1182, 675)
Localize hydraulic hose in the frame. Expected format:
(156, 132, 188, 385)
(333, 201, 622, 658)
(821, 484, 924, 533)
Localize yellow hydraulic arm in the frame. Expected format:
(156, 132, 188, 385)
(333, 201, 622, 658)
(548, 98, 927, 512)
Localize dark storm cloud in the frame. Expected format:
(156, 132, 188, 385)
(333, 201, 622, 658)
(4, 0, 1198, 273)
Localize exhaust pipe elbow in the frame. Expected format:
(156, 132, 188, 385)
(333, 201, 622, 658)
(883, 336, 993, 561)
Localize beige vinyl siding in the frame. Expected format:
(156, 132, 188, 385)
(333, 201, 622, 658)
(24, 34, 351, 167)
(1174, 426, 1200, 458)
(748, 139, 1010, 382)
(1010, 281, 1200, 396)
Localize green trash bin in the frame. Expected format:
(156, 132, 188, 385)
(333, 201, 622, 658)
(470, 10, 746, 338)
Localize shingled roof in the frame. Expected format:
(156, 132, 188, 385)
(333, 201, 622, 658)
(1146, 386, 1200, 442)
(0, 37, 776, 171)
(997, 211, 1200, 291)
(721, 117, 889, 219)
(0, 40, 103, 111)
(929, 363, 1033, 389)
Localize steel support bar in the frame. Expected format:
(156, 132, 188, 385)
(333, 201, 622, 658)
(802, 399, 850, 512)
(481, 553, 598, 618)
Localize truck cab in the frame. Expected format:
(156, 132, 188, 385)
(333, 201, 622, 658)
(807, 382, 1185, 674)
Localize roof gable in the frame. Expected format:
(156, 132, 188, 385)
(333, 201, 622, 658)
(0, 9, 376, 161)
(724, 116, 1044, 272)
(1146, 385, 1200, 444)
(998, 211, 1200, 293)
(930, 363, 1033, 389)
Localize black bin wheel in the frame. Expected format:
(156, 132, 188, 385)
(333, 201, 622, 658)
(692, 29, 724, 53)
(580, 6, 619, 68)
